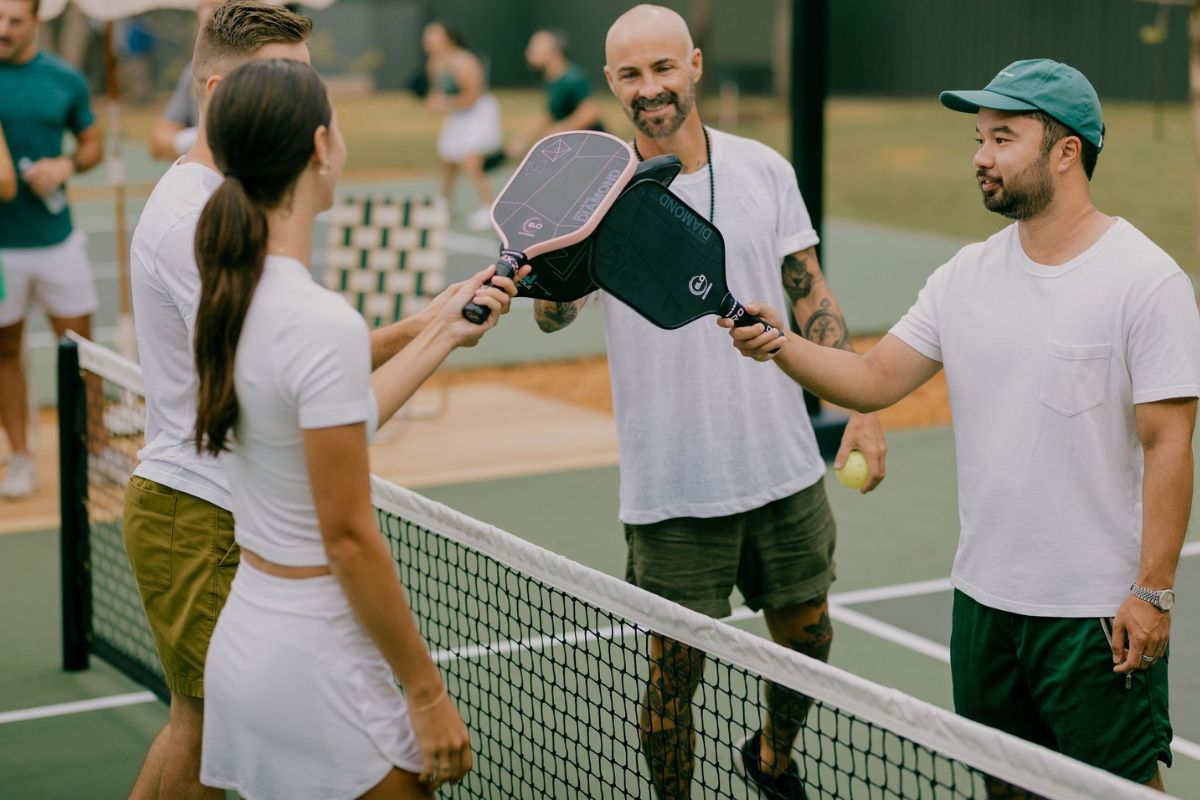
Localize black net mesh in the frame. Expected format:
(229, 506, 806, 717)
(62, 337, 1155, 800)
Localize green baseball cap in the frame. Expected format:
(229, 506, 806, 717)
(940, 59, 1104, 151)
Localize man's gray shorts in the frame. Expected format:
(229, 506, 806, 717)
(624, 478, 837, 618)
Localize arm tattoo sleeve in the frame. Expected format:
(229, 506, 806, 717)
(534, 300, 581, 332)
(781, 251, 816, 303)
(803, 298, 851, 350)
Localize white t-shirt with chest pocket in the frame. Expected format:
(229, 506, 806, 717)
(891, 218, 1200, 616)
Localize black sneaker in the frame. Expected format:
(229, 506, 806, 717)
(734, 730, 808, 800)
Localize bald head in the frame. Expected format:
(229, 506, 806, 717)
(603, 4, 702, 140)
(605, 4, 693, 65)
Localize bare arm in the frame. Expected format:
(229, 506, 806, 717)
(149, 117, 187, 160)
(548, 98, 601, 134)
(1110, 398, 1196, 674)
(71, 123, 103, 172)
(23, 123, 104, 200)
(534, 296, 589, 332)
(304, 423, 471, 786)
(0, 123, 15, 201)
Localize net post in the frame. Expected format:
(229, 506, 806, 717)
(58, 336, 91, 672)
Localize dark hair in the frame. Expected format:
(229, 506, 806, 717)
(428, 20, 469, 51)
(193, 59, 332, 455)
(193, 0, 312, 88)
(1026, 110, 1099, 180)
(537, 28, 570, 56)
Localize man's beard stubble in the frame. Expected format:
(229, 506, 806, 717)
(629, 81, 696, 139)
(980, 153, 1055, 221)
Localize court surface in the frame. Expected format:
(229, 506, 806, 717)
(3, 425, 1199, 798)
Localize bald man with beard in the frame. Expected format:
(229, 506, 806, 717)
(534, 6, 887, 799)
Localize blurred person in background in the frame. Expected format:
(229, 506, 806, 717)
(0, 0, 102, 499)
(149, 0, 219, 161)
(507, 28, 603, 159)
(421, 20, 502, 232)
(0, 120, 15, 201)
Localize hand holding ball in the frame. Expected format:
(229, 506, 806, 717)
(835, 450, 869, 491)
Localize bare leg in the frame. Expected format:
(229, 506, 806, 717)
(0, 320, 28, 455)
(460, 153, 494, 208)
(360, 767, 435, 799)
(759, 595, 833, 777)
(640, 634, 706, 799)
(129, 693, 221, 800)
(439, 160, 459, 208)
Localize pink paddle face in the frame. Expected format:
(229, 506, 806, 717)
(490, 131, 637, 259)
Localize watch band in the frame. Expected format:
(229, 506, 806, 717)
(1130, 583, 1173, 610)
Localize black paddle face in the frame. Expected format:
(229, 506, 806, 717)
(491, 131, 634, 256)
(591, 180, 733, 330)
(517, 154, 683, 302)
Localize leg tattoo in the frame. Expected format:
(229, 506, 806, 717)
(641, 636, 706, 799)
(762, 597, 833, 773)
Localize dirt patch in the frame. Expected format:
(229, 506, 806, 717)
(435, 335, 951, 431)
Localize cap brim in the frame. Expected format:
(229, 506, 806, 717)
(939, 89, 1040, 114)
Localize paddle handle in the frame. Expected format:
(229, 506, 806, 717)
(722, 296, 784, 353)
(462, 249, 523, 324)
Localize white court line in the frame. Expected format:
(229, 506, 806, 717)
(0, 691, 157, 726)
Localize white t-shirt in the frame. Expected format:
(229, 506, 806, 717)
(227, 256, 378, 567)
(131, 161, 229, 509)
(891, 218, 1200, 617)
(601, 129, 824, 524)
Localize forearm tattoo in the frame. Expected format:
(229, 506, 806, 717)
(534, 300, 580, 332)
(803, 299, 851, 351)
(782, 252, 816, 303)
(640, 637, 706, 799)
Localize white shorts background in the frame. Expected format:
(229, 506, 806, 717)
(436, 93, 503, 164)
(0, 229, 98, 327)
(201, 561, 423, 800)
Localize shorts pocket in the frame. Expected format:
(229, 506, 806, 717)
(1038, 342, 1111, 417)
(123, 480, 176, 591)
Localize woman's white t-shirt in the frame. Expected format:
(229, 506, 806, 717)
(226, 256, 378, 566)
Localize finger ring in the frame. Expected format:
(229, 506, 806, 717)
(1141, 654, 1156, 664)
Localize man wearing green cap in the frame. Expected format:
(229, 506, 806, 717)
(721, 58, 1200, 788)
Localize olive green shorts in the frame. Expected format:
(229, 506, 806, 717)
(624, 479, 837, 618)
(951, 590, 1173, 784)
(122, 476, 238, 698)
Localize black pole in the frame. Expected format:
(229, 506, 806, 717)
(58, 337, 90, 672)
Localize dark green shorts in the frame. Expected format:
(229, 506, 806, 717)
(122, 476, 239, 698)
(624, 479, 836, 618)
(951, 590, 1172, 784)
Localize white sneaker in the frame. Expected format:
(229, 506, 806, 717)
(467, 207, 492, 232)
(0, 453, 36, 499)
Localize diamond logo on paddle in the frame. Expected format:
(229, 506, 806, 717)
(541, 138, 572, 161)
(658, 192, 713, 243)
(689, 274, 713, 300)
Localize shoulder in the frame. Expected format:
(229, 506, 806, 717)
(712, 129, 793, 175)
(37, 52, 89, 92)
(136, 166, 221, 257)
(1109, 218, 1181, 281)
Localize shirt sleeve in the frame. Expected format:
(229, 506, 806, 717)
(66, 68, 96, 135)
(773, 159, 820, 259)
(153, 214, 204, 336)
(163, 67, 197, 127)
(889, 262, 949, 363)
(1127, 271, 1200, 404)
(280, 302, 374, 430)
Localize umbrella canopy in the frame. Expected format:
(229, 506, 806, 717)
(40, 0, 338, 21)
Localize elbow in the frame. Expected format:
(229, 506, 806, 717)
(322, 524, 375, 571)
(0, 182, 15, 202)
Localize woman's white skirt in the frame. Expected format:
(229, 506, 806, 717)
(201, 561, 423, 800)
(436, 93, 503, 164)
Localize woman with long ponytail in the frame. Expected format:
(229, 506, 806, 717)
(194, 59, 512, 799)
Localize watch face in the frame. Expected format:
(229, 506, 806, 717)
(1160, 589, 1175, 611)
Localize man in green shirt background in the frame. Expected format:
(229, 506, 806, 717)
(0, 0, 103, 499)
(507, 29, 604, 158)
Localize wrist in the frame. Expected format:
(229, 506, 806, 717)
(1130, 583, 1175, 612)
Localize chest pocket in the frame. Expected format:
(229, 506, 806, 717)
(1038, 342, 1112, 417)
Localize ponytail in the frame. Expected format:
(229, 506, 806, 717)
(193, 176, 267, 455)
(189, 59, 333, 455)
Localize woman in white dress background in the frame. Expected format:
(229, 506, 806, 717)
(422, 20, 503, 231)
(192, 58, 520, 800)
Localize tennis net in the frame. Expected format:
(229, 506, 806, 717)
(59, 334, 1164, 799)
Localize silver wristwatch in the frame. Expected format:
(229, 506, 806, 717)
(1130, 584, 1175, 612)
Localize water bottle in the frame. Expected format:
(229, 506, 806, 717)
(18, 157, 68, 215)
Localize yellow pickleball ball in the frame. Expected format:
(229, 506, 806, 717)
(835, 450, 869, 491)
